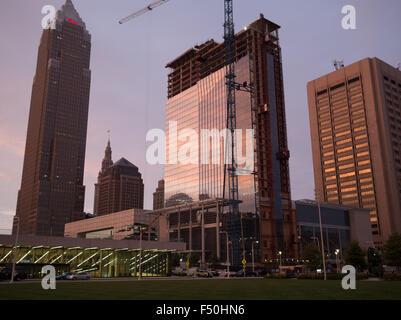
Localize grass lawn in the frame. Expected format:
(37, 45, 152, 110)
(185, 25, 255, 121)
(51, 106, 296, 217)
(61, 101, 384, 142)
(1, 279, 401, 300)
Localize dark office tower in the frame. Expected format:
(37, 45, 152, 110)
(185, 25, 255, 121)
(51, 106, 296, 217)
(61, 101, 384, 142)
(97, 158, 144, 215)
(14, 0, 91, 236)
(153, 179, 165, 210)
(164, 14, 298, 264)
(307, 57, 401, 246)
(94, 139, 113, 215)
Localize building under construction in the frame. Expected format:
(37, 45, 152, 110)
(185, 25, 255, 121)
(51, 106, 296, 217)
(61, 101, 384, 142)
(163, 15, 299, 265)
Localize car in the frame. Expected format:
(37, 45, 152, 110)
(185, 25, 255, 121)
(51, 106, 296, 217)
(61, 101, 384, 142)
(66, 272, 91, 280)
(233, 269, 259, 277)
(0, 267, 27, 281)
(218, 270, 236, 278)
(194, 269, 213, 278)
(209, 269, 220, 277)
(56, 272, 74, 280)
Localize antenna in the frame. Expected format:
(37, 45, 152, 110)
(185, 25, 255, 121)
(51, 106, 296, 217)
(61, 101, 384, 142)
(333, 59, 344, 70)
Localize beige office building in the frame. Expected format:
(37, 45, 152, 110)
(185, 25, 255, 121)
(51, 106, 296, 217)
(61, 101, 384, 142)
(307, 57, 401, 246)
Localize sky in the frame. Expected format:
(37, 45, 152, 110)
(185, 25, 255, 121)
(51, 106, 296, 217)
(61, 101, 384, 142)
(0, 0, 400, 232)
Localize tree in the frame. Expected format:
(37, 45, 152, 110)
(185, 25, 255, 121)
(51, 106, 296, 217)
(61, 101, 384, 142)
(383, 233, 401, 271)
(207, 252, 219, 267)
(344, 241, 366, 272)
(170, 253, 180, 267)
(189, 253, 201, 267)
(367, 247, 383, 276)
(302, 242, 321, 272)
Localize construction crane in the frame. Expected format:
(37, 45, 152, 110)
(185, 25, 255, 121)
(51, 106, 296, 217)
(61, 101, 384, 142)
(119, 0, 170, 24)
(119, 0, 243, 266)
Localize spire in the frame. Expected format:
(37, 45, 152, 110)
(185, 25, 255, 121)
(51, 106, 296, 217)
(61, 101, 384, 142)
(100, 132, 113, 175)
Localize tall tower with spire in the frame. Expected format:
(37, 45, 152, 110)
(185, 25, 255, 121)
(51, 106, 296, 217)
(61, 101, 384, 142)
(14, 0, 91, 236)
(94, 136, 113, 215)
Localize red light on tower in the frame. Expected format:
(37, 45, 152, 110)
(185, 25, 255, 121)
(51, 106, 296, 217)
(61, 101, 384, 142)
(67, 18, 78, 25)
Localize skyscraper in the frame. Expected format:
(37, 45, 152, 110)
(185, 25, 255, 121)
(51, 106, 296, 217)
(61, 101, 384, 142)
(153, 179, 165, 210)
(307, 57, 401, 246)
(94, 138, 113, 215)
(164, 15, 298, 264)
(15, 0, 91, 236)
(96, 158, 144, 215)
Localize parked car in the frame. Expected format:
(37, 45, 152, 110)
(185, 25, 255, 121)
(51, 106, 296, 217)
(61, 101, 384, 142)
(0, 267, 27, 281)
(194, 269, 213, 278)
(233, 269, 259, 277)
(209, 269, 220, 277)
(218, 270, 236, 278)
(66, 272, 91, 280)
(56, 272, 74, 280)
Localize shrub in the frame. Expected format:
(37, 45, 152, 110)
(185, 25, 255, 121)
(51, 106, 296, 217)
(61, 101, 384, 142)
(383, 273, 401, 281)
(296, 273, 369, 280)
(264, 274, 287, 279)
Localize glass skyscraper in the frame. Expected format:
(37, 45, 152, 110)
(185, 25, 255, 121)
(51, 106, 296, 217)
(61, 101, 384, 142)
(164, 15, 299, 265)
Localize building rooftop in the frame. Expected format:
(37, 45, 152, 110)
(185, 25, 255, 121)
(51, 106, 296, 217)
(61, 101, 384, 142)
(295, 199, 370, 212)
(112, 157, 138, 169)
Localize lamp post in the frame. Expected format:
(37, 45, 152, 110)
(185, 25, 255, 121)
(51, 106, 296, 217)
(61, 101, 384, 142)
(138, 226, 144, 281)
(315, 189, 327, 281)
(10, 216, 20, 284)
(335, 249, 340, 273)
(278, 251, 282, 268)
(251, 241, 258, 273)
(220, 231, 230, 278)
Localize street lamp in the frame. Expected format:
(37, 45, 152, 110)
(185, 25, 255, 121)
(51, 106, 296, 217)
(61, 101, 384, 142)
(278, 251, 282, 268)
(10, 216, 20, 284)
(335, 249, 340, 273)
(137, 225, 145, 281)
(315, 189, 327, 281)
(251, 241, 258, 273)
(220, 231, 230, 279)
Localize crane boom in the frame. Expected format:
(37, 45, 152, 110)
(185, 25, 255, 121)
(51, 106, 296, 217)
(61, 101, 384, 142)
(119, 0, 170, 24)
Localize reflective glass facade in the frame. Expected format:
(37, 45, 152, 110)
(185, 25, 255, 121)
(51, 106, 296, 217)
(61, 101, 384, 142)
(165, 56, 255, 213)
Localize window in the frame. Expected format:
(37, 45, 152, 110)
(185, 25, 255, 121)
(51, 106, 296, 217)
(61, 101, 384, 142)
(336, 138, 352, 145)
(355, 134, 368, 140)
(358, 160, 370, 166)
(338, 146, 353, 153)
(360, 177, 372, 183)
(357, 151, 369, 157)
(335, 130, 351, 138)
(356, 143, 368, 149)
(339, 163, 354, 170)
(340, 171, 355, 178)
(338, 155, 353, 162)
(341, 180, 356, 186)
(326, 184, 337, 190)
(324, 159, 334, 165)
(359, 168, 372, 174)
(325, 168, 335, 173)
(323, 151, 334, 157)
(335, 122, 349, 130)
(342, 193, 357, 199)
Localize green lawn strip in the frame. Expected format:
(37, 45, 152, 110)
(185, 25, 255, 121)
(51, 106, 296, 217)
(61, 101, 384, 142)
(0, 279, 400, 300)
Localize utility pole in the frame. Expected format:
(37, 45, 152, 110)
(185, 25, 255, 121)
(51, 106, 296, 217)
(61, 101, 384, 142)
(10, 216, 20, 284)
(315, 189, 327, 280)
(252, 241, 258, 273)
(220, 231, 230, 278)
(138, 226, 143, 280)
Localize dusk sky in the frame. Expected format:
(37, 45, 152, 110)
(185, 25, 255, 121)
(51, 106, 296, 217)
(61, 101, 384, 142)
(0, 0, 400, 232)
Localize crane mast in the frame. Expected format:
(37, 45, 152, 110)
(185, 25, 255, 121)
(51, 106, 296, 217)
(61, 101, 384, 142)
(222, 0, 241, 266)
